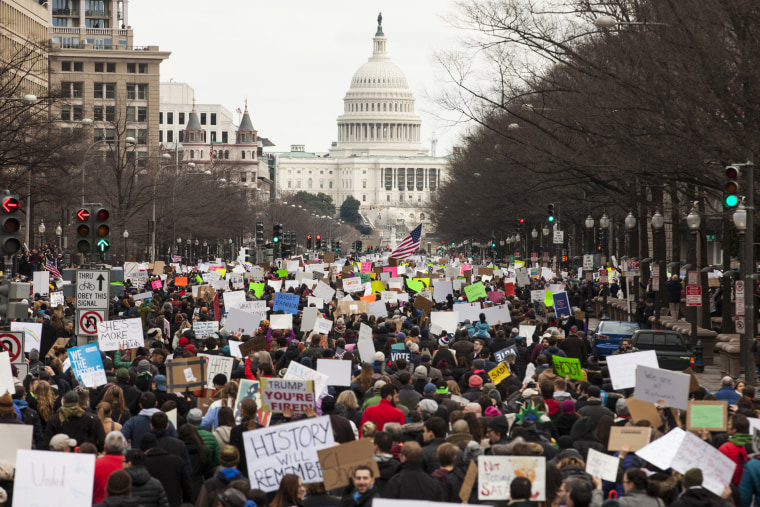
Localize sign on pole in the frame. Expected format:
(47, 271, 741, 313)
(553, 230, 564, 244)
(76, 309, 106, 337)
(0, 332, 24, 363)
(583, 255, 594, 271)
(76, 270, 110, 309)
(736, 281, 745, 316)
(686, 286, 702, 306)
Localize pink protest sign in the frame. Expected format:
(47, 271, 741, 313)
(151, 280, 163, 290)
(488, 291, 505, 304)
(383, 266, 397, 277)
(460, 264, 473, 275)
(361, 262, 372, 273)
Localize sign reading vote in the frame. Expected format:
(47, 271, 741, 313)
(552, 356, 584, 380)
(494, 345, 517, 364)
(273, 292, 300, 315)
(243, 416, 335, 492)
(97, 318, 144, 351)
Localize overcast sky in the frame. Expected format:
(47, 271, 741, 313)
(130, 1, 467, 155)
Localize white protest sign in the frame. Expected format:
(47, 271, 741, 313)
(478, 455, 545, 501)
(198, 354, 236, 388)
(453, 302, 481, 323)
(316, 359, 352, 386)
(313, 281, 336, 302)
(223, 290, 247, 310)
(270, 313, 293, 330)
(368, 300, 387, 319)
(357, 339, 376, 363)
(307, 296, 324, 309)
(585, 448, 619, 482)
(227, 340, 243, 358)
(343, 277, 363, 293)
(606, 350, 659, 390)
(314, 317, 333, 336)
(519, 325, 536, 340)
(433, 280, 454, 303)
(13, 449, 95, 506)
(97, 318, 144, 351)
(284, 360, 329, 396)
(243, 416, 335, 492)
(0, 351, 14, 395)
(261, 378, 315, 413)
(531, 290, 545, 303)
(635, 365, 691, 410)
(33, 270, 50, 296)
(302, 307, 320, 332)
(359, 323, 373, 343)
(193, 321, 219, 337)
(380, 291, 397, 303)
(11, 322, 42, 353)
(49, 291, 64, 308)
(430, 311, 460, 334)
(224, 308, 262, 337)
(0, 424, 32, 466)
(482, 304, 511, 324)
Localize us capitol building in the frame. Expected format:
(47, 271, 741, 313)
(273, 14, 450, 244)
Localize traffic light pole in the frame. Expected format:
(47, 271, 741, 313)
(743, 161, 755, 383)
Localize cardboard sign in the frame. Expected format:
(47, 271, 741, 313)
(552, 356, 584, 380)
(261, 378, 315, 414)
(586, 448, 619, 482)
(45, 337, 68, 359)
(413, 295, 434, 314)
(166, 357, 206, 393)
(243, 416, 335, 492)
(67, 344, 107, 388)
(459, 459, 478, 503)
(97, 318, 144, 351)
(634, 365, 691, 410)
(606, 350, 659, 390)
(198, 354, 235, 389)
(14, 449, 95, 506)
(607, 426, 651, 451)
(488, 363, 511, 385)
(337, 300, 368, 316)
(625, 397, 662, 426)
(317, 438, 380, 490)
(687, 400, 728, 431)
(273, 292, 300, 315)
(316, 359, 352, 387)
(478, 455, 545, 501)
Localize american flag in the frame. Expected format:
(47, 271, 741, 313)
(391, 224, 422, 259)
(235, 107, 242, 114)
(172, 255, 182, 263)
(44, 258, 62, 279)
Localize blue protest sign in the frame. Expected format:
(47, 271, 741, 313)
(552, 291, 571, 318)
(273, 292, 300, 315)
(390, 343, 406, 351)
(494, 345, 517, 363)
(67, 344, 107, 388)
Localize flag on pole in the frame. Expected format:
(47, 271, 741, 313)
(171, 255, 182, 263)
(235, 107, 242, 114)
(44, 258, 62, 279)
(391, 224, 422, 259)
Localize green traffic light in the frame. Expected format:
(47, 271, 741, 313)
(548, 216, 555, 222)
(273, 237, 279, 243)
(97, 239, 110, 252)
(725, 195, 739, 207)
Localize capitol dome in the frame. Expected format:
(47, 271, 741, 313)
(331, 14, 426, 157)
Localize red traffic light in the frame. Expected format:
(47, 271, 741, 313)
(316, 235, 321, 240)
(518, 218, 524, 223)
(96, 209, 109, 220)
(2, 197, 19, 213)
(307, 235, 312, 240)
(76, 208, 90, 221)
(726, 166, 739, 179)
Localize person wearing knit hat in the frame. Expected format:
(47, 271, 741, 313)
(0, 392, 19, 422)
(219, 445, 240, 468)
(414, 365, 427, 380)
(438, 335, 451, 347)
(486, 416, 510, 450)
(468, 375, 483, 388)
(178, 337, 189, 347)
(418, 398, 438, 415)
(184, 344, 196, 356)
(561, 399, 576, 414)
(103, 469, 132, 499)
(423, 383, 437, 395)
(484, 406, 501, 417)
(195, 446, 246, 507)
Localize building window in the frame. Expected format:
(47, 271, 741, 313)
(159, 112, 163, 124)
(287, 181, 292, 188)
(429, 168, 436, 191)
(363, 195, 366, 202)
(398, 170, 405, 191)
(224, 150, 229, 159)
(61, 61, 71, 71)
(167, 131, 173, 142)
(241, 151, 245, 160)
(137, 130, 147, 144)
(387, 195, 391, 202)
(418, 195, 422, 202)
(296, 180, 301, 189)
(94, 83, 115, 99)
(139, 63, 148, 73)
(210, 113, 216, 125)
(329, 181, 333, 189)
(94, 62, 104, 72)
(222, 131, 228, 143)
(200, 113, 207, 125)
(159, 130, 163, 142)
(307, 179, 312, 189)
(362, 180, 367, 188)
(127, 63, 136, 73)
(137, 107, 147, 122)
(126, 107, 135, 121)
(73, 62, 83, 72)
(126, 84, 135, 99)
(107, 62, 115, 72)
(130, 84, 149, 100)
(210, 131, 217, 143)
(60, 105, 71, 121)
(190, 150, 194, 159)
(166, 112, 173, 125)
(179, 112, 185, 124)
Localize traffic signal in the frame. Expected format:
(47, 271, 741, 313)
(335, 241, 340, 252)
(547, 203, 555, 222)
(1, 191, 21, 255)
(245, 248, 254, 263)
(282, 233, 291, 257)
(517, 218, 524, 234)
(356, 240, 363, 251)
(725, 165, 740, 208)
(0, 280, 29, 320)
(316, 235, 322, 250)
(256, 222, 264, 244)
(307, 235, 313, 249)
(491, 237, 496, 248)
(75, 206, 93, 253)
(273, 223, 282, 244)
(93, 207, 110, 252)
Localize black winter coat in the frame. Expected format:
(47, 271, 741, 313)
(384, 461, 442, 501)
(180, 438, 215, 500)
(125, 465, 170, 507)
(143, 447, 192, 507)
(43, 408, 105, 451)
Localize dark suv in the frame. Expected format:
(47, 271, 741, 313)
(630, 329, 694, 370)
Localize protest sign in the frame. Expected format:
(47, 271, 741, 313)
(223, 290, 247, 310)
(318, 439, 380, 490)
(634, 365, 690, 410)
(518, 325, 536, 340)
(314, 317, 333, 336)
(317, 359, 352, 386)
(488, 291, 504, 304)
(390, 350, 410, 363)
(552, 291, 571, 317)
(198, 354, 235, 389)
(482, 304, 511, 324)
(487, 363, 511, 385)
(430, 311, 460, 334)
(433, 280, 454, 303)
(453, 302, 481, 323)
(607, 426, 651, 451)
(0, 352, 13, 395)
(0, 424, 32, 467)
(337, 300, 368, 316)
(494, 345, 517, 364)
(67, 344, 107, 388)
(552, 356, 584, 380)
(313, 281, 336, 302)
(11, 322, 42, 353)
(459, 460, 479, 503)
(342, 277, 363, 293)
(224, 308, 262, 337)
(14, 449, 95, 506)
(586, 449, 619, 482)
(307, 296, 324, 309)
(464, 282, 487, 302)
(270, 313, 293, 330)
(478, 455, 545, 501)
(193, 321, 219, 337)
(233, 379, 267, 426)
(50, 291, 64, 307)
(302, 307, 320, 332)
(243, 416, 335, 492)
(284, 361, 329, 396)
(625, 397, 662, 426)
(357, 339, 376, 363)
(606, 350, 659, 390)
(97, 318, 144, 351)
(359, 323, 372, 342)
(687, 400, 728, 431)
(227, 340, 243, 358)
(261, 378, 315, 414)
(166, 357, 206, 393)
(413, 295, 434, 315)
(273, 292, 300, 314)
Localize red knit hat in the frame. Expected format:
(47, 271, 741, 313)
(178, 337, 189, 347)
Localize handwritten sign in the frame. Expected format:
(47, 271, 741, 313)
(487, 363, 511, 385)
(606, 350, 659, 390)
(14, 449, 95, 506)
(67, 344, 107, 388)
(634, 364, 690, 410)
(464, 282, 487, 302)
(261, 378, 315, 414)
(586, 448, 619, 482)
(342, 277, 363, 293)
(243, 416, 335, 492)
(552, 356, 584, 380)
(193, 321, 219, 337)
(198, 354, 235, 389)
(687, 400, 728, 431)
(273, 292, 300, 315)
(608, 426, 651, 451)
(494, 345, 517, 364)
(317, 438, 380, 490)
(233, 379, 261, 424)
(97, 318, 144, 351)
(478, 455, 545, 501)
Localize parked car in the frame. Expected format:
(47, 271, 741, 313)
(592, 321, 641, 358)
(630, 329, 694, 370)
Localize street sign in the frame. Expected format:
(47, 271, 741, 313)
(0, 332, 24, 363)
(687, 270, 698, 286)
(77, 309, 106, 336)
(530, 252, 538, 262)
(651, 265, 660, 291)
(736, 281, 745, 316)
(624, 258, 640, 273)
(553, 230, 564, 244)
(76, 270, 110, 310)
(542, 252, 550, 263)
(583, 255, 594, 271)
(735, 315, 745, 334)
(686, 285, 702, 306)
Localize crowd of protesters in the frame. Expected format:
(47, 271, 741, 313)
(0, 255, 756, 507)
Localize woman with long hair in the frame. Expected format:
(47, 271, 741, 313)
(352, 363, 374, 392)
(202, 381, 239, 430)
(34, 380, 57, 429)
(101, 385, 131, 424)
(177, 423, 214, 500)
(214, 406, 236, 448)
(336, 390, 362, 428)
(271, 473, 305, 507)
(229, 398, 259, 478)
(96, 401, 122, 433)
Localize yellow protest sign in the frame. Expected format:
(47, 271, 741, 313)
(488, 363, 511, 385)
(371, 281, 385, 293)
(544, 290, 554, 307)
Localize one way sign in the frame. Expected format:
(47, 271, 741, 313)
(76, 270, 110, 310)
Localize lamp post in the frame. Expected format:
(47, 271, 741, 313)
(625, 212, 636, 258)
(585, 215, 595, 258)
(38, 220, 45, 247)
(82, 136, 135, 205)
(176, 237, 182, 257)
(599, 213, 610, 261)
(55, 223, 62, 251)
(123, 229, 129, 262)
(686, 206, 701, 347)
(733, 204, 754, 382)
(651, 210, 665, 328)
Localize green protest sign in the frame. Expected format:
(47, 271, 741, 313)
(196, 275, 203, 283)
(464, 281, 487, 302)
(360, 273, 371, 283)
(276, 269, 289, 278)
(250, 283, 265, 298)
(406, 278, 424, 293)
(552, 356, 584, 380)
(687, 400, 727, 431)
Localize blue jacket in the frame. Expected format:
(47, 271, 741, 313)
(740, 458, 760, 507)
(714, 385, 741, 405)
(121, 408, 176, 448)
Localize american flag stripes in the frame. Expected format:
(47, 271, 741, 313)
(172, 255, 182, 263)
(391, 224, 422, 259)
(44, 258, 62, 279)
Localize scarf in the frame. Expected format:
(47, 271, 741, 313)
(729, 432, 753, 446)
(58, 405, 84, 424)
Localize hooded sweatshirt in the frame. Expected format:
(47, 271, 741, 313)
(121, 408, 176, 447)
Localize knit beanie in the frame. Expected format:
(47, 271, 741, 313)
(682, 468, 703, 488)
(106, 469, 132, 496)
(220, 445, 240, 467)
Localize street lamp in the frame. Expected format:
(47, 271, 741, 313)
(81, 137, 136, 205)
(733, 204, 751, 380)
(585, 215, 595, 254)
(38, 220, 45, 246)
(651, 209, 666, 328)
(686, 205, 701, 346)
(55, 223, 62, 250)
(123, 229, 129, 261)
(625, 211, 636, 258)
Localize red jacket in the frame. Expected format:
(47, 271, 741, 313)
(92, 454, 124, 503)
(360, 399, 405, 437)
(719, 439, 749, 486)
